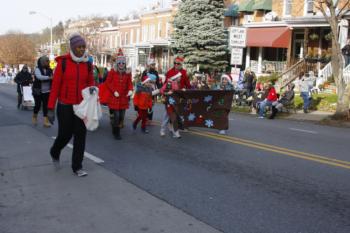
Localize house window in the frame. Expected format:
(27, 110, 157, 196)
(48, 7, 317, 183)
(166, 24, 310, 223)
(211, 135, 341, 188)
(283, 0, 292, 16)
(136, 29, 140, 43)
(305, 0, 314, 15)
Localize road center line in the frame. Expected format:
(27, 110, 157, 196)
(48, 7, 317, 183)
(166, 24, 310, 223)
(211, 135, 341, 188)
(289, 128, 318, 134)
(52, 137, 104, 164)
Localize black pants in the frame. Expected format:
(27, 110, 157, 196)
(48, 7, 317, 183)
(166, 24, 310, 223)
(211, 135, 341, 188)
(33, 92, 49, 116)
(50, 103, 86, 172)
(17, 93, 22, 108)
(112, 109, 125, 128)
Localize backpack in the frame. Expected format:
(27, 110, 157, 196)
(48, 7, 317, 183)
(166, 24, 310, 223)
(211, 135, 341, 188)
(61, 58, 92, 74)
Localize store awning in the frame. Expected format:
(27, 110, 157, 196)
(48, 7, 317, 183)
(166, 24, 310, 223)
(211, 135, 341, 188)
(238, 0, 255, 12)
(246, 27, 292, 48)
(252, 0, 272, 11)
(224, 4, 239, 17)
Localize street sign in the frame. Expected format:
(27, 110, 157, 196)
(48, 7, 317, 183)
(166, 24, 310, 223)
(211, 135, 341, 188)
(229, 27, 247, 48)
(230, 48, 243, 65)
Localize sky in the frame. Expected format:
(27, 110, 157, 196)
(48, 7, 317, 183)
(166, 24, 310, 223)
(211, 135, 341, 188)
(0, 0, 171, 35)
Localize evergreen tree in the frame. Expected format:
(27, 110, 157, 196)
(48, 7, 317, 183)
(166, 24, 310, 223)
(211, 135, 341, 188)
(172, 0, 228, 73)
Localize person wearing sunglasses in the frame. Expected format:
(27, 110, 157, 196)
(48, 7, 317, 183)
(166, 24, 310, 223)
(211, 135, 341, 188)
(105, 49, 133, 140)
(159, 56, 190, 138)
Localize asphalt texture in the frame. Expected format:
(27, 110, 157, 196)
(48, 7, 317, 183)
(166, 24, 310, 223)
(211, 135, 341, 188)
(1, 83, 350, 233)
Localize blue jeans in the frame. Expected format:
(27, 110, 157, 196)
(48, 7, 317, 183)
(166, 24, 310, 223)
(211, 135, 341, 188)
(300, 92, 310, 110)
(259, 100, 273, 117)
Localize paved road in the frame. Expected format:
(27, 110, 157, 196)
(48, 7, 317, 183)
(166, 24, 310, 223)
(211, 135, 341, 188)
(1, 83, 350, 233)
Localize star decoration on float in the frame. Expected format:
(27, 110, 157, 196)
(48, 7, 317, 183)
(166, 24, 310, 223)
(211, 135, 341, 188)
(168, 97, 176, 105)
(204, 95, 213, 103)
(188, 113, 196, 121)
(205, 119, 214, 128)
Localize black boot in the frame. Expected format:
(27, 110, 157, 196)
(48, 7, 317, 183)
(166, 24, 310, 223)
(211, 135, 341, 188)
(112, 127, 122, 140)
(269, 106, 278, 119)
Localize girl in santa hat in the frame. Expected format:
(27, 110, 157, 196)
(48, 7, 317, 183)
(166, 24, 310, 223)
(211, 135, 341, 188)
(105, 49, 133, 140)
(213, 74, 234, 135)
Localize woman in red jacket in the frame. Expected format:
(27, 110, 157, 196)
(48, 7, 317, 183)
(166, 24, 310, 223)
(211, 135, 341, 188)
(105, 49, 133, 140)
(47, 33, 95, 177)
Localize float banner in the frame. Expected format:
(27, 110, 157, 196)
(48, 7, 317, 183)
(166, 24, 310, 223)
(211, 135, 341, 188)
(170, 90, 234, 130)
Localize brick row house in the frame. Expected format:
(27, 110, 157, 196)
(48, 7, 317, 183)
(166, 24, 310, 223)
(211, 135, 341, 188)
(225, 0, 350, 80)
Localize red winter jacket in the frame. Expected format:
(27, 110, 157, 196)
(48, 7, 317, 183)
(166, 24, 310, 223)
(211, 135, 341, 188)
(266, 87, 278, 102)
(48, 54, 94, 109)
(105, 69, 133, 110)
(165, 67, 191, 89)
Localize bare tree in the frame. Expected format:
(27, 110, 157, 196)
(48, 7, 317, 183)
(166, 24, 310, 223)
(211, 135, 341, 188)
(315, 0, 350, 118)
(0, 32, 36, 67)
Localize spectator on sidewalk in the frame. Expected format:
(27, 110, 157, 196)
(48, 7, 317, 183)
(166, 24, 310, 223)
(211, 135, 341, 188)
(342, 39, 350, 67)
(14, 65, 32, 109)
(32, 56, 53, 127)
(299, 71, 316, 113)
(258, 82, 278, 118)
(47, 33, 95, 177)
(269, 83, 295, 119)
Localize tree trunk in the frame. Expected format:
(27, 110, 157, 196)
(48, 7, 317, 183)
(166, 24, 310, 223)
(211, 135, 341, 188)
(330, 22, 349, 118)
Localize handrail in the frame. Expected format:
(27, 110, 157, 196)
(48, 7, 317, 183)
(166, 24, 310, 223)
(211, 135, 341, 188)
(279, 59, 305, 89)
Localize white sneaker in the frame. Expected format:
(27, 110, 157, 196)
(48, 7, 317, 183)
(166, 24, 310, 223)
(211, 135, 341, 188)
(52, 159, 60, 170)
(172, 130, 181, 138)
(74, 169, 88, 177)
(219, 130, 226, 135)
(167, 124, 174, 133)
(160, 128, 165, 136)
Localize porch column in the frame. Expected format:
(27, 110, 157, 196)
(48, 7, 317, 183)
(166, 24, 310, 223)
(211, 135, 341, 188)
(258, 47, 263, 74)
(318, 29, 324, 74)
(245, 47, 251, 70)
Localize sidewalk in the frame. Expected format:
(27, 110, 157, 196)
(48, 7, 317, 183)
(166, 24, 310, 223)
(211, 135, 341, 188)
(0, 125, 222, 233)
(283, 110, 334, 122)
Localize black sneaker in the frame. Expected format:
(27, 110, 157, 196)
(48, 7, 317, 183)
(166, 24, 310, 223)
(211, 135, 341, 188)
(141, 128, 149, 134)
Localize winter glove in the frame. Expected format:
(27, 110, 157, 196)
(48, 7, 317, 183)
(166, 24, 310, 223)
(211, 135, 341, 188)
(151, 89, 159, 96)
(89, 86, 97, 95)
(134, 105, 139, 111)
(47, 110, 55, 125)
(127, 90, 133, 97)
(114, 91, 119, 97)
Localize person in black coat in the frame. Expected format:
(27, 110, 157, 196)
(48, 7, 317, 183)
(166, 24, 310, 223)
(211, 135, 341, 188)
(14, 65, 33, 109)
(32, 56, 53, 127)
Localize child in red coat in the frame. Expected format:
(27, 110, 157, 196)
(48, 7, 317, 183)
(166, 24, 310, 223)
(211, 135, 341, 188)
(132, 74, 158, 133)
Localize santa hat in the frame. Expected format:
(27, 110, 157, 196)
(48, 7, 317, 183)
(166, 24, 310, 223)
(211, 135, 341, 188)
(174, 56, 184, 64)
(221, 74, 232, 84)
(116, 48, 126, 64)
(147, 55, 156, 65)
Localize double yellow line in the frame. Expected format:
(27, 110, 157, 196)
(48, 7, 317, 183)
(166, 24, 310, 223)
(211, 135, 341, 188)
(189, 129, 350, 170)
(110, 109, 349, 170)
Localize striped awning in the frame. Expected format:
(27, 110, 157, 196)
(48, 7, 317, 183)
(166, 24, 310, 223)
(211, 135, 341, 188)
(252, 0, 272, 11)
(238, 0, 255, 12)
(224, 4, 239, 17)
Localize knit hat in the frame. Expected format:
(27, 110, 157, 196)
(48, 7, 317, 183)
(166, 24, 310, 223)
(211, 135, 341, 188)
(69, 33, 86, 50)
(147, 55, 156, 65)
(221, 74, 232, 85)
(116, 48, 126, 64)
(174, 56, 184, 64)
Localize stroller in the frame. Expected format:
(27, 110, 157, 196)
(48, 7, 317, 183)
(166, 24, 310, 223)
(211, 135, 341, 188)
(19, 84, 35, 110)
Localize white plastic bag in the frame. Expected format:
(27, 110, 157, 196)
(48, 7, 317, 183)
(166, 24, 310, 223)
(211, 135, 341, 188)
(74, 87, 102, 131)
